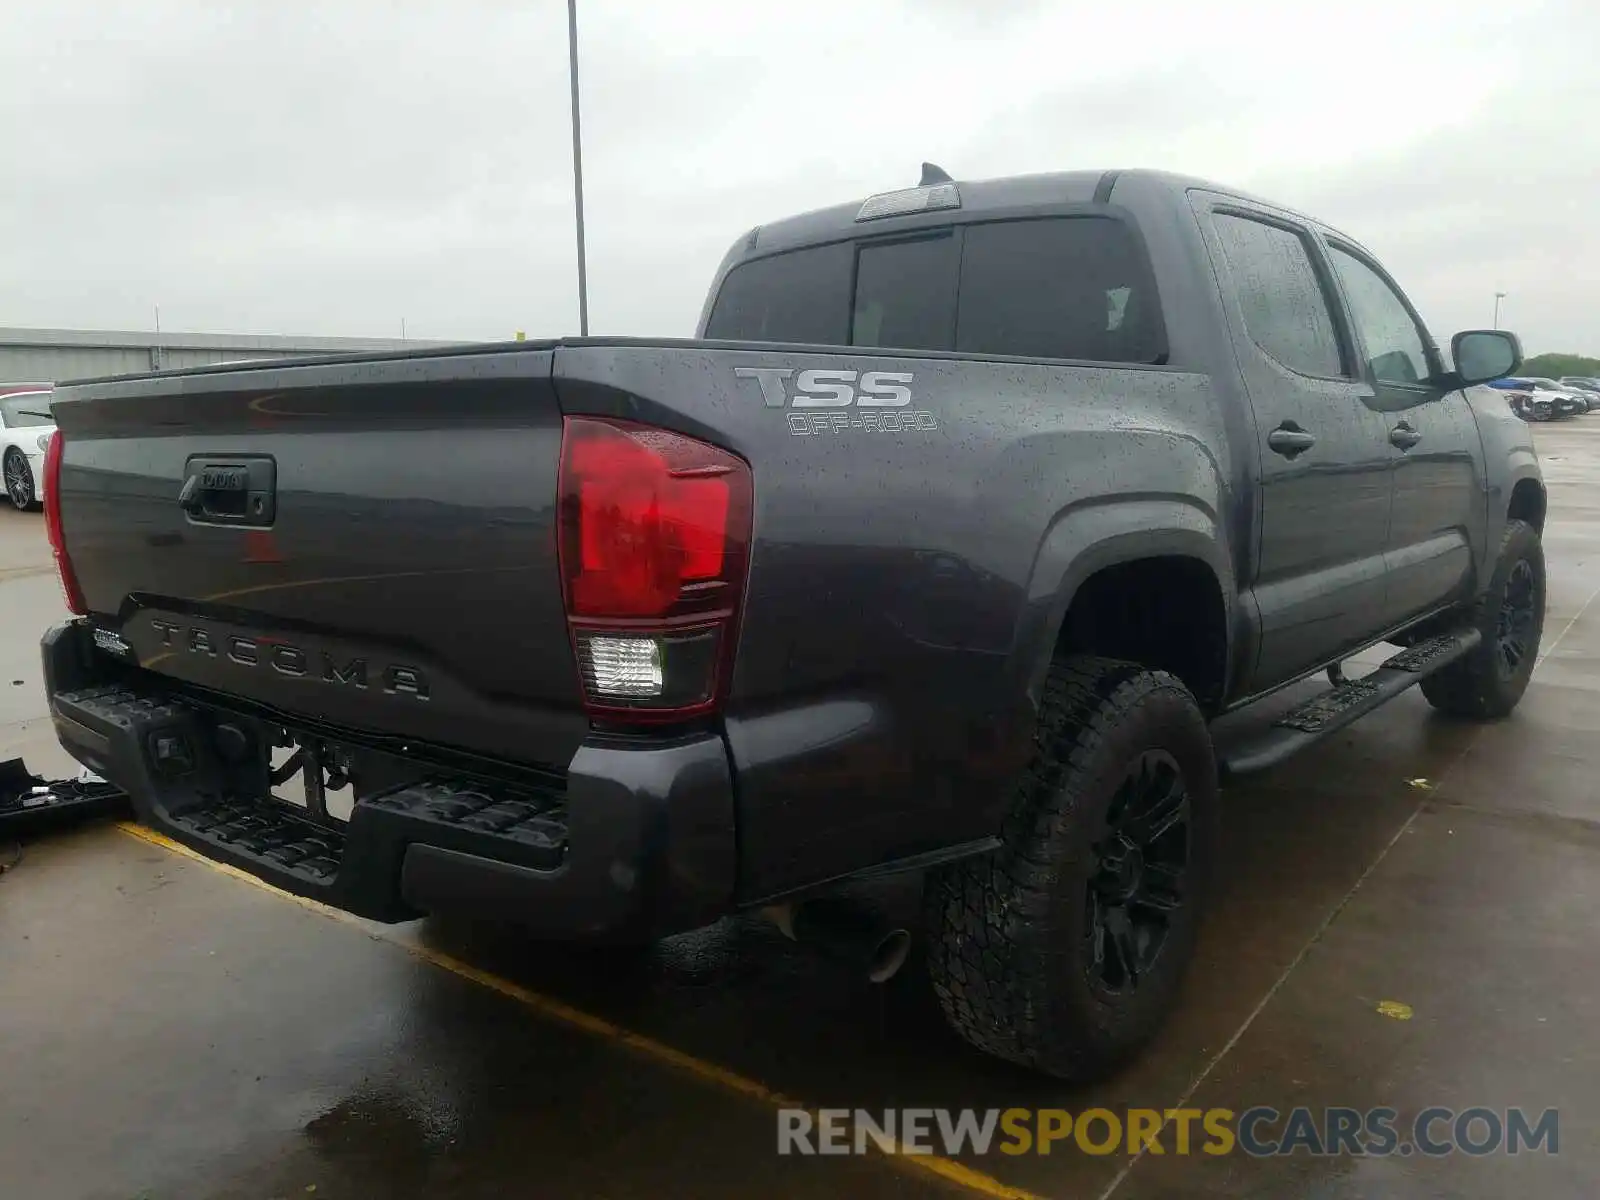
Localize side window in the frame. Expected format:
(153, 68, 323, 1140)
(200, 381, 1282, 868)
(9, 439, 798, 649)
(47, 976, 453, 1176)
(704, 242, 853, 345)
(954, 217, 1165, 363)
(1211, 213, 1343, 378)
(1326, 246, 1431, 386)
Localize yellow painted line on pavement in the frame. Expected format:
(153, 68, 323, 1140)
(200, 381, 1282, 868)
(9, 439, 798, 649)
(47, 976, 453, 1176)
(0, 564, 55, 582)
(117, 820, 1046, 1200)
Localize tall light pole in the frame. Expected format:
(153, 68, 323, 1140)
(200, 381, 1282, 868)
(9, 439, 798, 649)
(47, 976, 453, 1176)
(1493, 291, 1507, 330)
(567, 0, 590, 336)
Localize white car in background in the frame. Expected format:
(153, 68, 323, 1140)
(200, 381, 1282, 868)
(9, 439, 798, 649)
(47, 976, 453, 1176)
(2, 388, 56, 512)
(1522, 376, 1597, 414)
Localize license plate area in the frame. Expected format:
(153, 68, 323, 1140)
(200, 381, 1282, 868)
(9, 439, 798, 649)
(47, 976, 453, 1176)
(170, 696, 562, 833)
(269, 740, 357, 823)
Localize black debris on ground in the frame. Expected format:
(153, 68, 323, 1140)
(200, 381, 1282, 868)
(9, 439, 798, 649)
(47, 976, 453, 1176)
(0, 758, 129, 841)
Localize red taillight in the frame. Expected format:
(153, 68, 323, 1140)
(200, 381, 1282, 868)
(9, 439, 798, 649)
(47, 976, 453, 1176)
(42, 430, 86, 616)
(558, 416, 752, 720)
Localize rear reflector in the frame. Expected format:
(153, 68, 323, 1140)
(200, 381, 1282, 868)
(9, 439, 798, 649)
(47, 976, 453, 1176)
(42, 430, 86, 616)
(558, 417, 752, 721)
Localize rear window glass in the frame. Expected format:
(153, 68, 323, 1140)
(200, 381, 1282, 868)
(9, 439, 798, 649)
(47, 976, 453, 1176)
(851, 235, 957, 352)
(704, 215, 1164, 364)
(0, 394, 55, 428)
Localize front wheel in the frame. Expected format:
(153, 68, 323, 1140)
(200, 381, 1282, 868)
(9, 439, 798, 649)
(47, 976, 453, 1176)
(924, 656, 1218, 1081)
(1420, 519, 1545, 719)
(4, 448, 37, 512)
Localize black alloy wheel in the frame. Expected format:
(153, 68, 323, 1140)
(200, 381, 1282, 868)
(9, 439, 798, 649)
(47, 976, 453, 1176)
(1495, 559, 1537, 681)
(4, 450, 36, 511)
(1086, 749, 1190, 995)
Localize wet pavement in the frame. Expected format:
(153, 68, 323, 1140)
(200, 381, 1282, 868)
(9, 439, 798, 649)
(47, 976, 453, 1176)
(3, 422, 1598, 1199)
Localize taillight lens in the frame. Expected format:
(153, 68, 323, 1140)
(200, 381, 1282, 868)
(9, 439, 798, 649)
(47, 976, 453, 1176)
(557, 416, 752, 721)
(43, 430, 87, 616)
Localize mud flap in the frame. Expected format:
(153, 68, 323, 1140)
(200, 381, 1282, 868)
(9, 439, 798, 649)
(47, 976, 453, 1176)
(0, 759, 130, 839)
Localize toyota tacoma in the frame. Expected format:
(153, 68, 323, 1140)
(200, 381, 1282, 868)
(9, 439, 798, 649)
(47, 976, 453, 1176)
(40, 166, 1546, 1080)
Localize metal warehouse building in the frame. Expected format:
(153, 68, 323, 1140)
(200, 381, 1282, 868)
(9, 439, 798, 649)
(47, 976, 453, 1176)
(0, 326, 463, 386)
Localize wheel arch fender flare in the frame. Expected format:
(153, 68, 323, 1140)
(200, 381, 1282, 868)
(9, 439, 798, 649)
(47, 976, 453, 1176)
(1013, 497, 1241, 708)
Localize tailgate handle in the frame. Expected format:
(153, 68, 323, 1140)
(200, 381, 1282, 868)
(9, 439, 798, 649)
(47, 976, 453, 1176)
(179, 456, 277, 527)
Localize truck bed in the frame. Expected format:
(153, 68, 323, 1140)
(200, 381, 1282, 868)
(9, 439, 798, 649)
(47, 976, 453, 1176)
(49, 335, 1225, 900)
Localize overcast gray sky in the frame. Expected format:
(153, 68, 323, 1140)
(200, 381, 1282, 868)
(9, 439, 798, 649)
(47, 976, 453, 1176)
(3, 0, 1596, 353)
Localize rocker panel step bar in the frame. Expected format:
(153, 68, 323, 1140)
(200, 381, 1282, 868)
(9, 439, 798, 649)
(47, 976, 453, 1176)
(1219, 629, 1482, 778)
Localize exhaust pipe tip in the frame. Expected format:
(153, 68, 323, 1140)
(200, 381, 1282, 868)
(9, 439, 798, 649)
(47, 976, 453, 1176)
(866, 926, 912, 984)
(762, 900, 912, 984)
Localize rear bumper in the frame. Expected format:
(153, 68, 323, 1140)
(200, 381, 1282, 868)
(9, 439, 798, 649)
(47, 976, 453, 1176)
(42, 619, 737, 940)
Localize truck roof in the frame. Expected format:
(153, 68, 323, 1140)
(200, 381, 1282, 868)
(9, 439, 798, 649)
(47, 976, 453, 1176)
(736, 167, 1358, 258)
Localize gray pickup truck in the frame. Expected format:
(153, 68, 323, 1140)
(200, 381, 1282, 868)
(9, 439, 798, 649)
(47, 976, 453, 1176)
(40, 166, 1544, 1081)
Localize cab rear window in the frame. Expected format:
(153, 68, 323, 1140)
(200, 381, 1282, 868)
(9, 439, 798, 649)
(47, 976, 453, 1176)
(705, 215, 1165, 365)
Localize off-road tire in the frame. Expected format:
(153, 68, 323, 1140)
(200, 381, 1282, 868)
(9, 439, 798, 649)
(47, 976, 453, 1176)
(1420, 518, 1545, 719)
(924, 656, 1218, 1081)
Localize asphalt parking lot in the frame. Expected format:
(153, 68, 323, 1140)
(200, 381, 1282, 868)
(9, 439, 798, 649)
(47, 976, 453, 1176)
(4, 421, 1598, 1200)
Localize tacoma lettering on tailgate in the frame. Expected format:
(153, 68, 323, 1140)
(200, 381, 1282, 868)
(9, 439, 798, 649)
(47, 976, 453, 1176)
(148, 619, 431, 700)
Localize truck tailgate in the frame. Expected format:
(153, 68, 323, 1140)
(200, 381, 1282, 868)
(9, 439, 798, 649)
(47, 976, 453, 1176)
(50, 348, 589, 767)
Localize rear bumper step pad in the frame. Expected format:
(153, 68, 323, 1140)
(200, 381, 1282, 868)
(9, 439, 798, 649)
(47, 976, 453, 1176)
(51, 684, 569, 922)
(42, 613, 738, 940)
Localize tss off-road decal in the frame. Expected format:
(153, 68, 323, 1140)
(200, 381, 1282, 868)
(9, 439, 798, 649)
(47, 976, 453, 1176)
(735, 367, 940, 436)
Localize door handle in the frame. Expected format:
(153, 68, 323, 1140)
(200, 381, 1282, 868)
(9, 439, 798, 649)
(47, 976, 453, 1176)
(1267, 424, 1317, 458)
(1389, 423, 1422, 450)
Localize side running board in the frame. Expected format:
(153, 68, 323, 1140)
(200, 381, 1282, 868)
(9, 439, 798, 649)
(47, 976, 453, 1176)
(1219, 629, 1482, 778)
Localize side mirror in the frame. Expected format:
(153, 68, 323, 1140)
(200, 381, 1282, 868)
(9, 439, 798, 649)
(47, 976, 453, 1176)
(1450, 329, 1523, 387)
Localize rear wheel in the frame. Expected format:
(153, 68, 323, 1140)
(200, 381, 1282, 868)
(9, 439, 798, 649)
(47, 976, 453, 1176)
(924, 656, 1218, 1081)
(1420, 519, 1545, 719)
(4, 448, 36, 511)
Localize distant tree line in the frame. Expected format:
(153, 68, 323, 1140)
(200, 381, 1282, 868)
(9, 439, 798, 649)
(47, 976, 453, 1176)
(1520, 352, 1600, 378)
